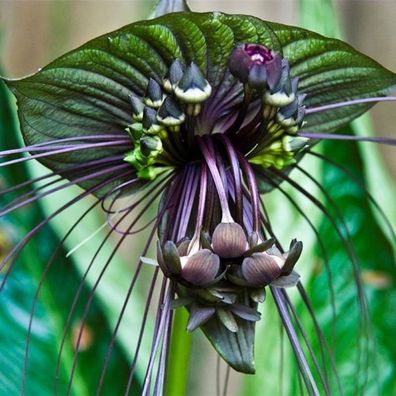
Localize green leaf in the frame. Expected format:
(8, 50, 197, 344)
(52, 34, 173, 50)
(5, 12, 395, 191)
(0, 81, 135, 395)
(298, 134, 396, 394)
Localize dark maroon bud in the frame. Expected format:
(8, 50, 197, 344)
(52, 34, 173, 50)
(211, 222, 248, 258)
(244, 44, 274, 63)
(242, 252, 283, 287)
(162, 240, 182, 275)
(187, 304, 216, 332)
(181, 249, 220, 286)
(282, 239, 303, 275)
(229, 47, 253, 83)
(248, 63, 267, 90)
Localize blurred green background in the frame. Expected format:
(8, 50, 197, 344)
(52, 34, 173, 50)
(0, 1, 396, 395)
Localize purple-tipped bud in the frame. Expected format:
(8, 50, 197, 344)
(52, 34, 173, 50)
(242, 252, 283, 287)
(174, 62, 212, 103)
(142, 107, 163, 134)
(163, 59, 185, 92)
(157, 96, 185, 126)
(144, 78, 164, 108)
(129, 94, 144, 121)
(211, 222, 248, 258)
(181, 249, 220, 286)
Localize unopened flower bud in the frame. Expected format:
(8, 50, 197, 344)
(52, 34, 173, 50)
(174, 62, 212, 104)
(163, 59, 184, 92)
(129, 94, 144, 121)
(211, 222, 248, 258)
(144, 78, 164, 108)
(157, 96, 186, 127)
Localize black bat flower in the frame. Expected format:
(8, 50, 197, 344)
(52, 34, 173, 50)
(1, 2, 396, 395)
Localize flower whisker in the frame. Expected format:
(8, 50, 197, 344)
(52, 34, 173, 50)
(305, 96, 396, 115)
(299, 131, 396, 145)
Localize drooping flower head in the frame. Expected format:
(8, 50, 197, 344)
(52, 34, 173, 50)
(1, 6, 396, 396)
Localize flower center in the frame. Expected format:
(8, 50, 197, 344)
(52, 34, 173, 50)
(124, 43, 307, 180)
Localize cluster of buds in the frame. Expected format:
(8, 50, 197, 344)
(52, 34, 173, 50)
(124, 60, 212, 179)
(229, 44, 308, 169)
(157, 222, 302, 333)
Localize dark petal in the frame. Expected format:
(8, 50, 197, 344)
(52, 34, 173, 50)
(248, 64, 267, 90)
(229, 304, 261, 322)
(181, 249, 220, 286)
(244, 238, 275, 256)
(265, 53, 283, 90)
(282, 240, 303, 275)
(187, 304, 216, 332)
(242, 253, 282, 287)
(162, 240, 182, 274)
(228, 46, 253, 83)
(212, 222, 248, 258)
(217, 308, 239, 333)
(271, 271, 300, 288)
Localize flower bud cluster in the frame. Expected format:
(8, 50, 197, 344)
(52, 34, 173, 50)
(157, 222, 302, 333)
(229, 44, 308, 170)
(124, 60, 212, 179)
